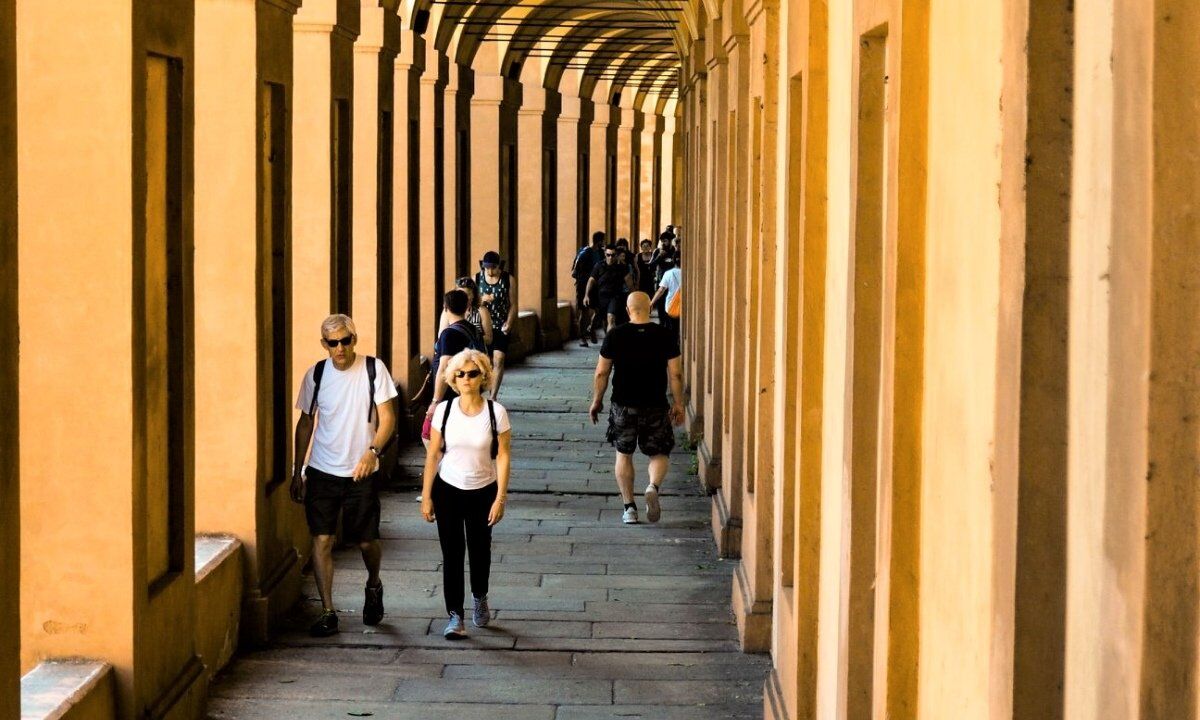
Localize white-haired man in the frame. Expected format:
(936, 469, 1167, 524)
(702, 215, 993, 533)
(292, 314, 397, 637)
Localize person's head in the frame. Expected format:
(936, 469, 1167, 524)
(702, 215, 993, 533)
(639, 238, 653, 253)
(444, 288, 470, 317)
(615, 237, 629, 250)
(320, 314, 358, 366)
(658, 230, 674, 247)
(445, 349, 493, 397)
(603, 244, 618, 265)
(591, 230, 606, 247)
(455, 276, 478, 306)
(626, 291, 652, 321)
(480, 250, 502, 278)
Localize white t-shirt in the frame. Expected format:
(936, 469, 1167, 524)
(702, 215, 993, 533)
(295, 355, 398, 477)
(658, 267, 682, 305)
(434, 397, 511, 490)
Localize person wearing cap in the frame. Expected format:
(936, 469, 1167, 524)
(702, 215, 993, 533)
(475, 250, 517, 400)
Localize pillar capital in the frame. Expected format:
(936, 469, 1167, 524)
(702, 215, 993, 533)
(558, 93, 582, 120)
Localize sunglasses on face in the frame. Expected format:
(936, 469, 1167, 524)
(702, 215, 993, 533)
(323, 336, 353, 347)
(454, 369, 483, 379)
(605, 253, 615, 257)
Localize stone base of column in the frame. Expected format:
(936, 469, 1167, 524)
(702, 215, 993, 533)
(763, 668, 791, 720)
(240, 547, 301, 646)
(146, 655, 206, 720)
(732, 562, 772, 651)
(697, 437, 721, 494)
(710, 488, 742, 559)
(540, 300, 564, 349)
(685, 402, 703, 443)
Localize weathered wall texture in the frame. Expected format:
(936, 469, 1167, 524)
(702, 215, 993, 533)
(676, 0, 1200, 718)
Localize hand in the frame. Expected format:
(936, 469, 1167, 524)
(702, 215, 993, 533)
(421, 496, 436, 522)
(501, 323, 510, 334)
(352, 450, 376, 482)
(583, 296, 591, 308)
(488, 498, 506, 526)
(481, 293, 495, 305)
(670, 402, 685, 427)
(289, 473, 305, 504)
(589, 398, 603, 425)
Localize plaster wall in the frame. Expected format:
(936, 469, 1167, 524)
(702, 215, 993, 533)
(0, 0, 16, 714)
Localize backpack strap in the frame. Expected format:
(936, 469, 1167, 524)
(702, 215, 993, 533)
(307, 360, 326, 416)
(366, 356, 377, 423)
(488, 399, 499, 460)
(439, 399, 451, 453)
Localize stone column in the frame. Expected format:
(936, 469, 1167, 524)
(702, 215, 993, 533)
(0, 0, 15, 714)
(517, 85, 555, 338)
(470, 71, 504, 263)
(700, 40, 728, 503)
(444, 70, 461, 277)
(659, 111, 676, 231)
(390, 34, 423, 391)
(640, 112, 660, 240)
(588, 103, 611, 237)
(614, 106, 635, 241)
(194, 0, 302, 645)
(556, 94, 582, 308)
(418, 65, 441, 341)
(18, 2, 206, 716)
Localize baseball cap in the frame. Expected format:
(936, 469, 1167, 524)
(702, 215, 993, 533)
(481, 250, 501, 266)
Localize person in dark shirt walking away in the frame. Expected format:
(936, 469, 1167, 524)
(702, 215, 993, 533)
(425, 289, 485, 439)
(589, 292, 685, 524)
(584, 244, 635, 331)
(572, 231, 606, 346)
(649, 232, 678, 320)
(476, 250, 517, 400)
(635, 239, 657, 296)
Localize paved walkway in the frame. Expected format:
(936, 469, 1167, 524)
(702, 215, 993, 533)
(206, 341, 769, 719)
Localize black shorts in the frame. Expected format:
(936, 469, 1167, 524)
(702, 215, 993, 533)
(490, 328, 511, 354)
(575, 281, 589, 308)
(304, 467, 382, 542)
(606, 403, 675, 457)
(598, 294, 625, 317)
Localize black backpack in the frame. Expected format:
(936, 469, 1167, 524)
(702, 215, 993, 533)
(308, 356, 396, 454)
(438, 398, 499, 460)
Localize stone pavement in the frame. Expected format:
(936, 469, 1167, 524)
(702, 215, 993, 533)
(206, 341, 769, 720)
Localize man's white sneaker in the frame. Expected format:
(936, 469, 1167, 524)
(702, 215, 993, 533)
(622, 506, 639, 524)
(644, 484, 661, 523)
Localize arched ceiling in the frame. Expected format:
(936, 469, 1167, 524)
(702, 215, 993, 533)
(406, 0, 688, 104)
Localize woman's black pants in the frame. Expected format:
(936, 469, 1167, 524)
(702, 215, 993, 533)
(432, 476, 497, 616)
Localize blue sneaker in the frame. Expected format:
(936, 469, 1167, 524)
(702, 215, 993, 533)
(473, 596, 491, 628)
(443, 612, 467, 639)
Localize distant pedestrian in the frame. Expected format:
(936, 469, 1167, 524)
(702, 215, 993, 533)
(589, 292, 685, 524)
(420, 349, 512, 639)
(292, 314, 398, 637)
(476, 251, 517, 400)
(440, 277, 494, 349)
(651, 254, 682, 338)
(584, 244, 635, 331)
(425, 290, 486, 442)
(572, 231, 606, 346)
(635, 238, 657, 295)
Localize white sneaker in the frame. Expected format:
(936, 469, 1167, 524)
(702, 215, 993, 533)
(622, 506, 639, 524)
(644, 484, 661, 523)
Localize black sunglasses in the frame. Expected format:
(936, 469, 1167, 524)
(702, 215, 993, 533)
(323, 336, 353, 347)
(454, 369, 483, 379)
(604, 253, 615, 257)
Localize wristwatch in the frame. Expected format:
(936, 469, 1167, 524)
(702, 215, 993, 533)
(369, 445, 380, 457)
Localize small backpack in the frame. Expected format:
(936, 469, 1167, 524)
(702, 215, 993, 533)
(439, 398, 499, 460)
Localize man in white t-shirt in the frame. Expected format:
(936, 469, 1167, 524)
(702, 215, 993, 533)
(651, 255, 682, 338)
(292, 314, 398, 637)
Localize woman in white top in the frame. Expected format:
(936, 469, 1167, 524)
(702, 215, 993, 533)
(420, 349, 512, 639)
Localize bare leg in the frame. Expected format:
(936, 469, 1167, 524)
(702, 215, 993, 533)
(647, 455, 668, 489)
(615, 452, 636, 503)
(491, 351, 507, 398)
(606, 313, 617, 331)
(312, 535, 336, 611)
(359, 540, 382, 586)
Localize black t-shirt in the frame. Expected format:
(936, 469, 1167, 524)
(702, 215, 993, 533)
(651, 247, 678, 282)
(600, 322, 681, 408)
(591, 261, 630, 297)
(636, 253, 656, 293)
(573, 246, 603, 281)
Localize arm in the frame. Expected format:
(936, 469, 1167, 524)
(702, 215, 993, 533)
(479, 305, 494, 346)
(488, 430, 512, 526)
(505, 277, 518, 331)
(352, 398, 397, 481)
(651, 285, 666, 306)
(667, 356, 685, 426)
(584, 277, 596, 306)
(589, 356, 613, 424)
(419, 419, 445, 522)
(437, 309, 449, 336)
(290, 411, 315, 502)
(429, 354, 454, 411)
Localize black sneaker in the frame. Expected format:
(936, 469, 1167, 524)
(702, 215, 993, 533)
(309, 609, 338, 637)
(364, 582, 384, 626)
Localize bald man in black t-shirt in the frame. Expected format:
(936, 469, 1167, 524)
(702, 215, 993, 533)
(589, 292, 685, 524)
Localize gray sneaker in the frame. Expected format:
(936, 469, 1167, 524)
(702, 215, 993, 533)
(644, 484, 661, 523)
(472, 595, 491, 628)
(622, 506, 639, 524)
(443, 612, 467, 639)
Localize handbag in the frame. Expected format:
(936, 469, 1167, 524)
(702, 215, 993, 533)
(666, 287, 683, 318)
